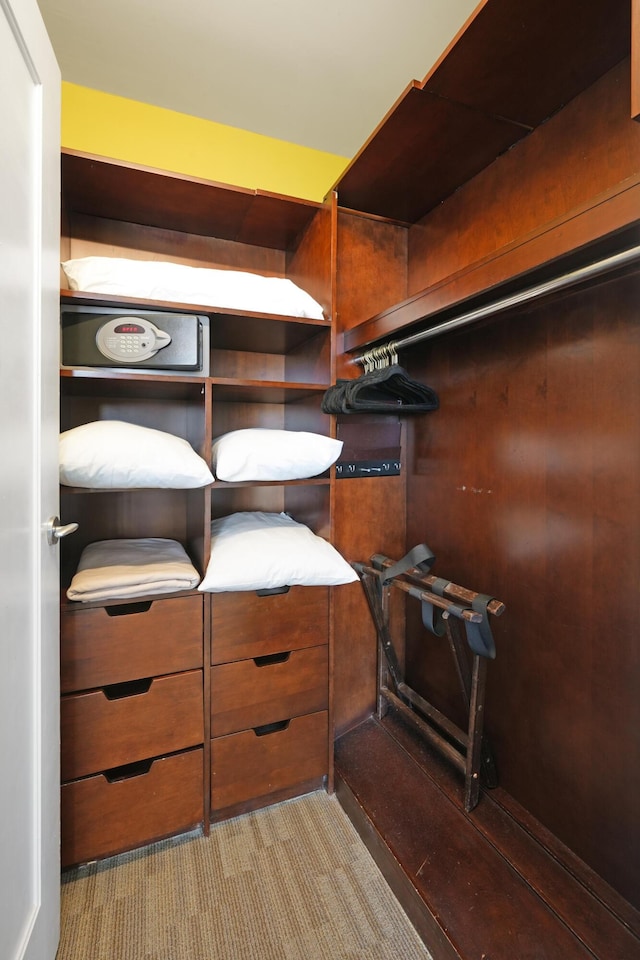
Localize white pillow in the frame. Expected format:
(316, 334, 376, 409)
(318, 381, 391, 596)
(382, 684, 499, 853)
(198, 511, 358, 592)
(212, 428, 342, 482)
(61, 257, 325, 320)
(59, 420, 214, 489)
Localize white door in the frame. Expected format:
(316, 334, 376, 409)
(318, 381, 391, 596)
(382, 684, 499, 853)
(0, 0, 61, 958)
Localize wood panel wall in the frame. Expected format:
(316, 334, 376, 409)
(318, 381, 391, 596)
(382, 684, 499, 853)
(332, 52, 640, 908)
(404, 62, 640, 908)
(332, 213, 408, 735)
(403, 272, 640, 907)
(633, 0, 640, 120)
(408, 59, 640, 295)
(336, 212, 407, 348)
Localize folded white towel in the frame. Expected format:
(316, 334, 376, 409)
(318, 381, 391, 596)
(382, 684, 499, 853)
(67, 538, 201, 602)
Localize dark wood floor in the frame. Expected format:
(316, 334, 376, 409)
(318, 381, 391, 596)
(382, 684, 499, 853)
(334, 707, 640, 960)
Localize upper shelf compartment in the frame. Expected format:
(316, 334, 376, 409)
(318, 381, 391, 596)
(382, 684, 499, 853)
(61, 149, 334, 332)
(61, 150, 322, 251)
(333, 0, 631, 224)
(61, 290, 330, 355)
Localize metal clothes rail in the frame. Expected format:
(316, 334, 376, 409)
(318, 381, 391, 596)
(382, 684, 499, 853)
(353, 243, 640, 368)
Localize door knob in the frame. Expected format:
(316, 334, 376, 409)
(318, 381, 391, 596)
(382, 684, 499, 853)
(46, 516, 79, 546)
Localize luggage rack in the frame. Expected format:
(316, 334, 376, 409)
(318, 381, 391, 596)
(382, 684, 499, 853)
(353, 546, 505, 812)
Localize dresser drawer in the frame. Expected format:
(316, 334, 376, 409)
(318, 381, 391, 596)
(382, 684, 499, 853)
(61, 747, 203, 868)
(211, 586, 328, 664)
(211, 644, 328, 736)
(61, 669, 203, 781)
(61, 594, 203, 693)
(211, 710, 327, 813)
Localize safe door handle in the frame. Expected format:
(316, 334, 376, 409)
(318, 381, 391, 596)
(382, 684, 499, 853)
(46, 516, 79, 545)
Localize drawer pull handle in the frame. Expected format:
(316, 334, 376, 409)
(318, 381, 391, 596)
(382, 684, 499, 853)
(253, 719, 290, 737)
(103, 758, 153, 782)
(106, 601, 153, 617)
(256, 586, 290, 597)
(103, 677, 153, 700)
(253, 651, 291, 667)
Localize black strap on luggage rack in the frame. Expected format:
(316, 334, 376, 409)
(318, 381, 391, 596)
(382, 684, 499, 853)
(352, 545, 505, 812)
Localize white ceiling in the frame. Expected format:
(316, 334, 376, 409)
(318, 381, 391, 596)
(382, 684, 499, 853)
(36, 0, 478, 158)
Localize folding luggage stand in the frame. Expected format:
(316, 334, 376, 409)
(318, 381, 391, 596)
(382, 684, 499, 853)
(353, 547, 505, 812)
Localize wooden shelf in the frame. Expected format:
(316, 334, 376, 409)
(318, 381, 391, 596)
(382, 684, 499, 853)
(59, 588, 202, 613)
(60, 367, 207, 397)
(61, 369, 329, 402)
(335, 82, 527, 225)
(342, 178, 640, 355)
(62, 150, 321, 250)
(209, 378, 329, 403)
(60, 485, 204, 496)
(333, 0, 631, 223)
(209, 313, 329, 355)
(61, 290, 330, 354)
(210, 477, 330, 489)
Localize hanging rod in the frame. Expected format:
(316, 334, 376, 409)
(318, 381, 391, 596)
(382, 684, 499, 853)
(352, 243, 640, 366)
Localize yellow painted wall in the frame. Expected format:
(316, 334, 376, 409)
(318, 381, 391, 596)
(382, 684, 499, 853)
(61, 82, 350, 202)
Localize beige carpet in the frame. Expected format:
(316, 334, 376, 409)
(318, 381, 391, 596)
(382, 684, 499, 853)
(56, 790, 433, 960)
